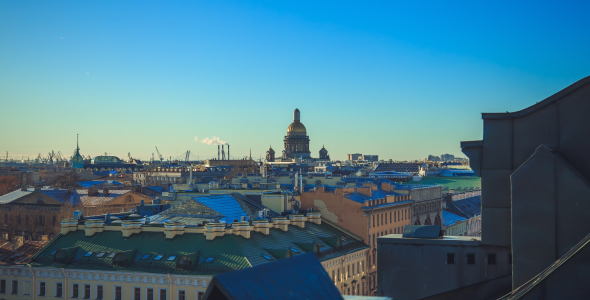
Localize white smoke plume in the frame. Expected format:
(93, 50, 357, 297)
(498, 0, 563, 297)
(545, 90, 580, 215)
(199, 136, 227, 145)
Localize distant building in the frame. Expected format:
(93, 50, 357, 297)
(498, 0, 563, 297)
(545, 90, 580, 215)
(282, 109, 311, 159)
(265, 145, 275, 162)
(373, 163, 425, 176)
(440, 153, 455, 161)
(347, 153, 362, 161)
(71, 135, 84, 169)
(362, 155, 378, 162)
(427, 155, 441, 161)
(318, 145, 330, 160)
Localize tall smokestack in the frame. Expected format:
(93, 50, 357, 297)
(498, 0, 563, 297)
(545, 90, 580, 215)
(218, 145, 220, 160)
(228, 144, 230, 160)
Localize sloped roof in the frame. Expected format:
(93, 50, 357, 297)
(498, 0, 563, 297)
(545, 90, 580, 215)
(203, 253, 343, 300)
(443, 210, 467, 227)
(446, 196, 481, 219)
(0, 240, 49, 265)
(0, 188, 80, 205)
(77, 189, 130, 206)
(30, 218, 368, 276)
(375, 163, 423, 173)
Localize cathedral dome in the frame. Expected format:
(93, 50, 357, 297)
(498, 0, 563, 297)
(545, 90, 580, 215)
(287, 121, 307, 133)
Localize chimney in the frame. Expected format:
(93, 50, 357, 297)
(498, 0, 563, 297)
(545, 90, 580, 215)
(88, 186, 99, 196)
(1, 233, 8, 241)
(218, 145, 220, 160)
(103, 187, 109, 196)
(228, 144, 230, 160)
(40, 235, 49, 241)
(68, 186, 74, 194)
(34, 186, 41, 192)
(13, 236, 24, 250)
(20, 186, 28, 192)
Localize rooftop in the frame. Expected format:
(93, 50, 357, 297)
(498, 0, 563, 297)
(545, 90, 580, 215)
(400, 176, 481, 190)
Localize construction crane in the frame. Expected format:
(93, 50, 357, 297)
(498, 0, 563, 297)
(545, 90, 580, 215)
(47, 150, 56, 164)
(155, 146, 164, 163)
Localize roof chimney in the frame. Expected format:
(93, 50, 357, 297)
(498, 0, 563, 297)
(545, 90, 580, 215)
(103, 187, 109, 195)
(13, 236, 24, 250)
(20, 186, 28, 192)
(88, 186, 99, 196)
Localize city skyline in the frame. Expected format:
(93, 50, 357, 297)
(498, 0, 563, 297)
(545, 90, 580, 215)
(2, 1, 590, 161)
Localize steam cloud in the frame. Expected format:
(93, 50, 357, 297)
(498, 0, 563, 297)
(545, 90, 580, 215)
(198, 136, 227, 145)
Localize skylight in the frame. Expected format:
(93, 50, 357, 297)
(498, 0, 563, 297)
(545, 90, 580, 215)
(96, 252, 106, 258)
(205, 257, 215, 263)
(84, 251, 94, 257)
(142, 254, 151, 260)
(290, 248, 299, 253)
(108, 252, 116, 258)
(50, 250, 56, 255)
(154, 254, 164, 261)
(262, 255, 273, 260)
(167, 255, 176, 261)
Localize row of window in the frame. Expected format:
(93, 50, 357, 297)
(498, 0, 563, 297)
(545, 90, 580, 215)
(369, 227, 405, 247)
(3, 214, 57, 226)
(0, 280, 205, 300)
(54, 250, 215, 264)
(446, 253, 512, 265)
(331, 260, 365, 283)
(341, 282, 364, 296)
(414, 201, 441, 215)
(372, 209, 409, 228)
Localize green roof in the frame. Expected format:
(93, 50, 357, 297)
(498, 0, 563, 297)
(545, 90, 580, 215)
(401, 177, 481, 190)
(31, 221, 368, 276)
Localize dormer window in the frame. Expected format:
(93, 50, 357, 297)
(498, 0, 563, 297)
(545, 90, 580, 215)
(154, 254, 164, 261)
(289, 248, 299, 253)
(262, 255, 273, 260)
(84, 251, 94, 257)
(108, 252, 116, 258)
(204, 257, 215, 263)
(167, 255, 177, 261)
(142, 254, 151, 260)
(96, 252, 106, 258)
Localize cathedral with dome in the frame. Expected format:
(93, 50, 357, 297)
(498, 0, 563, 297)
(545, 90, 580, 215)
(266, 109, 329, 162)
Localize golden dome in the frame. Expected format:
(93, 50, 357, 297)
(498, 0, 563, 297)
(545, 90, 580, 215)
(287, 121, 307, 133)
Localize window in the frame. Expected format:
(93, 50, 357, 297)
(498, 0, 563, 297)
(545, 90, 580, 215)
(147, 288, 154, 300)
(385, 212, 387, 224)
(115, 286, 122, 300)
(362, 260, 365, 271)
(154, 254, 164, 260)
(357, 262, 360, 274)
(337, 269, 340, 282)
(84, 251, 94, 257)
(39, 281, 46, 296)
(24, 280, 31, 295)
(142, 254, 151, 260)
(166, 255, 176, 261)
(72, 283, 79, 298)
(0, 279, 5, 293)
(197, 291, 204, 300)
(289, 248, 299, 253)
(159, 289, 167, 300)
(11, 280, 17, 295)
(178, 290, 186, 300)
(108, 252, 116, 258)
(262, 255, 273, 260)
(134, 287, 141, 300)
(467, 253, 476, 264)
(56, 283, 63, 297)
(394, 211, 397, 222)
(372, 215, 375, 227)
(332, 270, 335, 282)
(447, 253, 455, 264)
(96, 252, 106, 258)
(488, 253, 496, 265)
(347, 265, 350, 279)
(204, 257, 215, 263)
(96, 285, 103, 299)
(390, 212, 392, 223)
(82, 284, 90, 298)
(352, 263, 355, 275)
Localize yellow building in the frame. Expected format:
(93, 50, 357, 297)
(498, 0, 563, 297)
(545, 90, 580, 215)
(0, 210, 368, 299)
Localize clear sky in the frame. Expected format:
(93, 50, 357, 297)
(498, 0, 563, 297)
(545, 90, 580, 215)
(1, 0, 589, 162)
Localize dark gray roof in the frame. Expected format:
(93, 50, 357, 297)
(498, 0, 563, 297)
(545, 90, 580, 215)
(375, 163, 423, 173)
(445, 195, 481, 218)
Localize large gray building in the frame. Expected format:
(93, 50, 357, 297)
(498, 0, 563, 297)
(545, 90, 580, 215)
(378, 75, 590, 299)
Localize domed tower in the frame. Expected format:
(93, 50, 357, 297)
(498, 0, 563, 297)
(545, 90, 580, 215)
(283, 108, 311, 159)
(71, 134, 84, 168)
(266, 145, 275, 162)
(319, 145, 330, 160)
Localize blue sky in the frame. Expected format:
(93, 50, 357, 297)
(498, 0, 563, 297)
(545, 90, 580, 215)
(1, 0, 589, 161)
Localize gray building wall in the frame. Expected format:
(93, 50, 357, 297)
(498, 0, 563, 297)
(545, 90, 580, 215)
(461, 76, 590, 288)
(409, 187, 443, 226)
(377, 235, 511, 299)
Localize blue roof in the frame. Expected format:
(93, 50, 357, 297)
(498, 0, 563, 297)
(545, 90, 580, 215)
(443, 210, 467, 227)
(362, 200, 413, 210)
(194, 195, 247, 223)
(204, 252, 343, 300)
(145, 186, 163, 193)
(77, 180, 124, 188)
(446, 195, 482, 218)
(345, 189, 402, 204)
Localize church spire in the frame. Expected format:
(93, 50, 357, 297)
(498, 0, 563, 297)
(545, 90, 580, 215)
(76, 134, 79, 151)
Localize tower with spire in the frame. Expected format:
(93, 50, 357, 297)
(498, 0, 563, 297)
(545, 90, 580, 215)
(71, 134, 84, 168)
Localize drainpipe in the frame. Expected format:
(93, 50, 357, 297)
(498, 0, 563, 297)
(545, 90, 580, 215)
(61, 268, 67, 300)
(28, 265, 35, 300)
(167, 273, 173, 299)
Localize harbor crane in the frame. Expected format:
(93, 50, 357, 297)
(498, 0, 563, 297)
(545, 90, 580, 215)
(155, 146, 164, 163)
